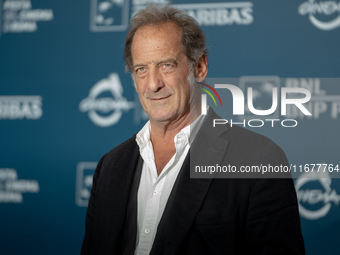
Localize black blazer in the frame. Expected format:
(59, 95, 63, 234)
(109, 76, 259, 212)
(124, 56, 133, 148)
(81, 109, 305, 255)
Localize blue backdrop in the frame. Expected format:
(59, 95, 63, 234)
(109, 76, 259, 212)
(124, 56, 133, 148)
(1, 0, 339, 254)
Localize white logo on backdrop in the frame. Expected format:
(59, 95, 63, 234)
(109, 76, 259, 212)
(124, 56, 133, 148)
(0, 0, 54, 35)
(0, 96, 43, 120)
(79, 73, 136, 127)
(75, 162, 96, 207)
(298, 0, 340, 30)
(285, 78, 340, 119)
(90, 0, 130, 32)
(239, 76, 281, 120)
(0, 168, 40, 203)
(237, 77, 340, 120)
(173, 2, 253, 26)
(90, 0, 253, 32)
(295, 170, 340, 220)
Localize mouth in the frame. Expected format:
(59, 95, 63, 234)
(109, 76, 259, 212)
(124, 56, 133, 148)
(150, 95, 171, 101)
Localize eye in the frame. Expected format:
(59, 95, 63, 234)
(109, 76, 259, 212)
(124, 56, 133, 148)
(160, 63, 175, 72)
(135, 67, 147, 77)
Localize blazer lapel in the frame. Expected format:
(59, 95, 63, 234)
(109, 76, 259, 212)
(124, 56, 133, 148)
(122, 156, 143, 255)
(151, 109, 229, 255)
(103, 139, 141, 254)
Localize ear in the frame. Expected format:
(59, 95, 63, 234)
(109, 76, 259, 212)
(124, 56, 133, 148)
(194, 53, 208, 82)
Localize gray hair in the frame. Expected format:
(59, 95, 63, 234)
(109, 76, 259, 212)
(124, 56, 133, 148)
(123, 4, 208, 73)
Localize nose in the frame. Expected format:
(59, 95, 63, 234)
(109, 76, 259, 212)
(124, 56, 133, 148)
(147, 66, 165, 92)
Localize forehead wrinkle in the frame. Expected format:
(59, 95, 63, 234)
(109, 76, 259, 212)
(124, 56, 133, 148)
(131, 22, 184, 63)
(133, 55, 181, 70)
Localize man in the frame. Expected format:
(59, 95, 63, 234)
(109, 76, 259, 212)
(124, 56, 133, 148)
(81, 5, 305, 255)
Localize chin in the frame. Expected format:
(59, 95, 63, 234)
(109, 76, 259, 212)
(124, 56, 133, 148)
(149, 111, 176, 123)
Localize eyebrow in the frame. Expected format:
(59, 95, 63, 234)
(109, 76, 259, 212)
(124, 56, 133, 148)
(132, 62, 150, 70)
(132, 58, 179, 70)
(156, 58, 178, 66)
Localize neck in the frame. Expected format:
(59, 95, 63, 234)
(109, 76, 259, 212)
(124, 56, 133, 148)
(149, 104, 201, 142)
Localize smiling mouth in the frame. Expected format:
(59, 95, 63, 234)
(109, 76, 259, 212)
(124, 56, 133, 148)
(150, 95, 171, 101)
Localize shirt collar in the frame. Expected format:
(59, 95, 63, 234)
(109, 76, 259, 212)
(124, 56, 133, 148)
(136, 106, 209, 149)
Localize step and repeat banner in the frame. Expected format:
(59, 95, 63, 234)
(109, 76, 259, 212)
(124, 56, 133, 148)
(1, 0, 339, 254)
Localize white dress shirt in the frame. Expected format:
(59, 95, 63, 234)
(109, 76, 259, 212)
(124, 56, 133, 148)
(134, 109, 208, 255)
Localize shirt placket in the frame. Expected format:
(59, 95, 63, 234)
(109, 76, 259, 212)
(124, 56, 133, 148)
(136, 131, 188, 255)
(137, 176, 166, 254)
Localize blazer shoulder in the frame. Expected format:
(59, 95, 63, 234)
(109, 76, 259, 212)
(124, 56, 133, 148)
(227, 123, 281, 149)
(224, 124, 289, 168)
(92, 134, 139, 183)
(107, 134, 138, 157)
(201, 108, 285, 157)
(97, 134, 138, 169)
(204, 108, 275, 149)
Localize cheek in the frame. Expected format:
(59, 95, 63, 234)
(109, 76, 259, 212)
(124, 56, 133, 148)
(135, 81, 145, 95)
(181, 82, 192, 98)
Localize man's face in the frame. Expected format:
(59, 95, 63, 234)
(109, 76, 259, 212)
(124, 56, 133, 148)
(131, 22, 193, 125)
